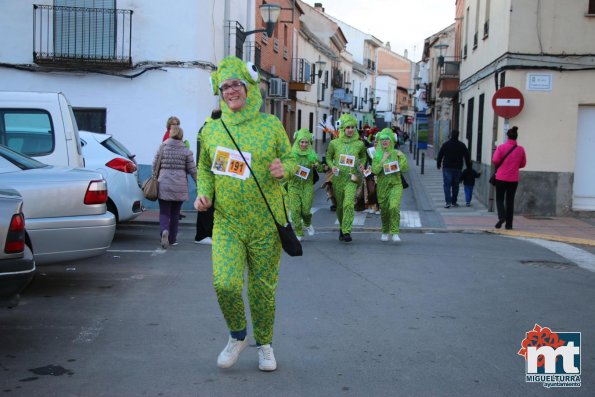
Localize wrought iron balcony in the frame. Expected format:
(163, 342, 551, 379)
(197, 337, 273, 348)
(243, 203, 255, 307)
(33, 4, 133, 68)
(437, 60, 460, 98)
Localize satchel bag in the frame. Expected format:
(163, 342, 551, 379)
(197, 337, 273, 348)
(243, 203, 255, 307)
(221, 120, 302, 256)
(490, 145, 517, 186)
(142, 145, 164, 201)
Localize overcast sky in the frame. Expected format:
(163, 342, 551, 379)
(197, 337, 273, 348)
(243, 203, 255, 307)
(301, 0, 456, 61)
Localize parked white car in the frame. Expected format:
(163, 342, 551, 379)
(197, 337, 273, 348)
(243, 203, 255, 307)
(79, 130, 144, 223)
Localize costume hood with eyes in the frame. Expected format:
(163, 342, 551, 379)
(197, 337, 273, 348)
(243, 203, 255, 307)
(292, 128, 318, 163)
(336, 113, 359, 143)
(210, 56, 262, 126)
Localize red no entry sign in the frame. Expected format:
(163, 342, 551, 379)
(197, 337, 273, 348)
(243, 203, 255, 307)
(492, 86, 524, 119)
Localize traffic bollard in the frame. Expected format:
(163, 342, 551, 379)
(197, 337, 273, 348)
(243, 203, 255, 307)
(416, 148, 420, 166)
(421, 152, 425, 175)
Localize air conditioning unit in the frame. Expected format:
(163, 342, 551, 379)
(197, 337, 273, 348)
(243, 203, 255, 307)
(269, 78, 282, 97)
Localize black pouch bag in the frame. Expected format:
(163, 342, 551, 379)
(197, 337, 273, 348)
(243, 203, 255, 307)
(276, 221, 303, 256)
(400, 174, 409, 189)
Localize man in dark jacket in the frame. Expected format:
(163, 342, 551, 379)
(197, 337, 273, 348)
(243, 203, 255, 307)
(436, 130, 471, 208)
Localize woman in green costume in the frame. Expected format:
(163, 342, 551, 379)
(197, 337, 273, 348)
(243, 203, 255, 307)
(371, 128, 409, 242)
(325, 114, 367, 242)
(288, 128, 322, 240)
(194, 56, 296, 372)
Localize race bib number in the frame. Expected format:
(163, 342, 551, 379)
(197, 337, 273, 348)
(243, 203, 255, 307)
(383, 161, 400, 175)
(295, 166, 311, 180)
(211, 146, 251, 180)
(363, 167, 372, 177)
(339, 154, 356, 167)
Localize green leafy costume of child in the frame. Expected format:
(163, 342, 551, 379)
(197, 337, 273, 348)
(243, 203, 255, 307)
(371, 128, 409, 235)
(197, 56, 296, 346)
(288, 128, 322, 238)
(325, 114, 366, 239)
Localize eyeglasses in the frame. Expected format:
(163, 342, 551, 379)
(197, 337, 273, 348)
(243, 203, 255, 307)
(220, 81, 245, 93)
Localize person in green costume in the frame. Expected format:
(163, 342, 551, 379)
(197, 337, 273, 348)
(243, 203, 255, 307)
(288, 128, 322, 240)
(371, 128, 409, 242)
(194, 56, 296, 372)
(325, 114, 366, 242)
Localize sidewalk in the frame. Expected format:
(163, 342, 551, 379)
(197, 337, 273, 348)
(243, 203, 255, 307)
(405, 144, 595, 247)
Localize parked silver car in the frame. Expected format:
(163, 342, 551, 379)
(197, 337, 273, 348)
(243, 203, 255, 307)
(0, 145, 116, 265)
(0, 188, 35, 307)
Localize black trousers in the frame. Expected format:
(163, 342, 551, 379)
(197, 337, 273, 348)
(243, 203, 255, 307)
(495, 180, 518, 228)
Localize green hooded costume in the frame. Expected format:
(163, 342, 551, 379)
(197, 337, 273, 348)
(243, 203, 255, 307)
(197, 56, 296, 345)
(325, 114, 366, 237)
(371, 128, 409, 235)
(288, 128, 321, 237)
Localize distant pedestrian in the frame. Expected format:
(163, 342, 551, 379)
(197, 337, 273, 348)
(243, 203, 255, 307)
(162, 116, 180, 142)
(153, 125, 197, 248)
(371, 128, 408, 242)
(492, 126, 527, 229)
(460, 167, 481, 206)
(436, 129, 471, 208)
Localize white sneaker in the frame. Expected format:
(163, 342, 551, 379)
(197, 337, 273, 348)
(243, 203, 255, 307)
(296, 236, 302, 241)
(161, 230, 169, 249)
(375, 210, 381, 215)
(305, 224, 315, 236)
(194, 237, 212, 245)
(392, 234, 401, 242)
(257, 344, 277, 371)
(381, 234, 389, 241)
(217, 336, 248, 369)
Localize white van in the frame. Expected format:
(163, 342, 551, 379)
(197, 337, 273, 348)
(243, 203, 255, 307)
(0, 91, 84, 167)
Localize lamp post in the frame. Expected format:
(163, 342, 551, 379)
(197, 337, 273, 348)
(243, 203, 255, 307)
(235, 4, 281, 58)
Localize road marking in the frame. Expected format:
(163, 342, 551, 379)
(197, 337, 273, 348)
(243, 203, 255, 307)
(333, 210, 421, 227)
(520, 237, 595, 273)
(335, 212, 367, 226)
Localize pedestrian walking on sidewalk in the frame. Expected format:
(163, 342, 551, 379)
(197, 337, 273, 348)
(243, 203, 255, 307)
(492, 126, 526, 229)
(326, 113, 367, 242)
(460, 166, 481, 206)
(288, 128, 322, 241)
(153, 125, 197, 248)
(436, 129, 471, 208)
(372, 128, 409, 242)
(194, 56, 296, 372)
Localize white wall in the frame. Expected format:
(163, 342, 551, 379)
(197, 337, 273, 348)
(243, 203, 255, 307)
(0, 0, 254, 165)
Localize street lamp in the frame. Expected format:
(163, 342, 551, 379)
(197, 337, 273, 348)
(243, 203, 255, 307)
(314, 59, 326, 79)
(434, 43, 449, 67)
(237, 4, 282, 47)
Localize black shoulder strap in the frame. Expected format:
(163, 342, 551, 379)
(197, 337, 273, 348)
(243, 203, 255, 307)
(219, 119, 289, 226)
(495, 145, 517, 171)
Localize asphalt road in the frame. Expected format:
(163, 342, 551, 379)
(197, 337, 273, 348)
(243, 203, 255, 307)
(1, 222, 594, 396)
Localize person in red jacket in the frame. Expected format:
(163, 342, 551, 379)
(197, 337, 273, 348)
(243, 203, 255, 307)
(492, 126, 527, 230)
(162, 116, 180, 142)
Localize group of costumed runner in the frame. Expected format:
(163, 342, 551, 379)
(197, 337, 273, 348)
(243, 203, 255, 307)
(289, 113, 408, 243)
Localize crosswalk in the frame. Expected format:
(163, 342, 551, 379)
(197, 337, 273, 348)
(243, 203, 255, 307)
(329, 210, 421, 228)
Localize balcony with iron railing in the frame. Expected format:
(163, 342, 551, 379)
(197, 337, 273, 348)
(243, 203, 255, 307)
(289, 58, 312, 92)
(33, 4, 133, 68)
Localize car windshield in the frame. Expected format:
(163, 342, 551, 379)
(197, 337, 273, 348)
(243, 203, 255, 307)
(0, 144, 49, 171)
(103, 136, 135, 161)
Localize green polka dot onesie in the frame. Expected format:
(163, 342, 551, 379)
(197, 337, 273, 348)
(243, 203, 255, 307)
(325, 114, 366, 235)
(288, 128, 322, 237)
(197, 56, 296, 345)
(371, 128, 409, 234)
